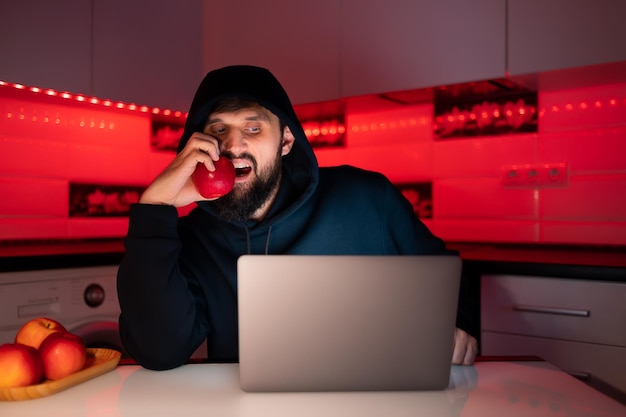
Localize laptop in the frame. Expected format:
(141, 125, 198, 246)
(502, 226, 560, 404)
(237, 255, 462, 392)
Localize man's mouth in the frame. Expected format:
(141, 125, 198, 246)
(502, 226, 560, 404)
(234, 163, 252, 178)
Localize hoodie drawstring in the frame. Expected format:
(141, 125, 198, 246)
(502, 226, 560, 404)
(244, 226, 251, 254)
(243, 225, 273, 255)
(264, 226, 272, 255)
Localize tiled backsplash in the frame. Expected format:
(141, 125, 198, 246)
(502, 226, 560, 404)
(1, 81, 625, 246)
(317, 82, 626, 246)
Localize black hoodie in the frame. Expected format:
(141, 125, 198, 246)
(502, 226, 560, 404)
(117, 65, 472, 370)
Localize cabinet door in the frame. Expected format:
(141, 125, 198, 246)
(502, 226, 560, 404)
(92, 0, 204, 111)
(508, 0, 626, 76)
(203, 0, 341, 105)
(481, 275, 626, 347)
(0, 0, 92, 93)
(482, 332, 626, 396)
(341, 0, 506, 97)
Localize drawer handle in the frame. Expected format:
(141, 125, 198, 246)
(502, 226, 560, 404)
(512, 304, 590, 317)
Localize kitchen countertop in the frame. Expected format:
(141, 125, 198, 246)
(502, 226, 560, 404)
(1, 239, 624, 281)
(448, 243, 626, 282)
(1, 359, 624, 416)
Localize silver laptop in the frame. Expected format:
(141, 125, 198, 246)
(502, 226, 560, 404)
(237, 255, 462, 392)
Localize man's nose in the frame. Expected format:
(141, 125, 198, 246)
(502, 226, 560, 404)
(220, 130, 246, 153)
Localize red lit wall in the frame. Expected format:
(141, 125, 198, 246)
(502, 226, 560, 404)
(1, 82, 625, 245)
(315, 83, 626, 246)
(0, 90, 172, 240)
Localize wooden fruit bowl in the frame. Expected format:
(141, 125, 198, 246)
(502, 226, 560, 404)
(0, 348, 121, 401)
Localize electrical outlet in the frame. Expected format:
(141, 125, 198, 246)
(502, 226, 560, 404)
(503, 163, 569, 187)
(539, 162, 569, 186)
(526, 166, 541, 185)
(502, 165, 526, 186)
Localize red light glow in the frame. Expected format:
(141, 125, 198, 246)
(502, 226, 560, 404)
(0, 79, 188, 123)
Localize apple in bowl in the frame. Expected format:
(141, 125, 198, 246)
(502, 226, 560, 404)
(39, 331, 87, 381)
(0, 343, 44, 388)
(192, 157, 235, 199)
(14, 317, 68, 350)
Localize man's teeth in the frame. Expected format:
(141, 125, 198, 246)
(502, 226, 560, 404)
(234, 165, 252, 177)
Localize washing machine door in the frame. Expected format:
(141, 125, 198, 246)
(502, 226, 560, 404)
(70, 321, 129, 358)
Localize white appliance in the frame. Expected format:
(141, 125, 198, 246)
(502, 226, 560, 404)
(0, 265, 127, 356)
(0, 264, 208, 360)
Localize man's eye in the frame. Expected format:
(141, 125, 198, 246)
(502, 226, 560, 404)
(245, 127, 261, 134)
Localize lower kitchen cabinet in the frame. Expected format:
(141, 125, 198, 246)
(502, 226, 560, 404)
(481, 274, 626, 397)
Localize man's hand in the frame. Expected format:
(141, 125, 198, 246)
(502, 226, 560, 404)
(452, 327, 478, 365)
(140, 133, 221, 207)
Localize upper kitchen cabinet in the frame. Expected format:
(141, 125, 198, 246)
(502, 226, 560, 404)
(340, 0, 506, 98)
(92, 0, 204, 111)
(0, 0, 92, 93)
(202, 0, 341, 105)
(507, 0, 626, 76)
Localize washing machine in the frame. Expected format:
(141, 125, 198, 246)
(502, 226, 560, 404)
(0, 265, 128, 356)
(0, 264, 208, 360)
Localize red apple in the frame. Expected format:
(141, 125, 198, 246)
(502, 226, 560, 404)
(14, 317, 68, 350)
(39, 332, 87, 380)
(0, 343, 44, 388)
(192, 157, 235, 199)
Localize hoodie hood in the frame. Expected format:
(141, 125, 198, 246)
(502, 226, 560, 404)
(178, 65, 319, 226)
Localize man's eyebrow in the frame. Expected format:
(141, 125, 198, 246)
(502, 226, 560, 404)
(205, 112, 272, 125)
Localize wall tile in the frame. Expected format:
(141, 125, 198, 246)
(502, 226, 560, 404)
(540, 221, 626, 245)
(0, 219, 68, 240)
(0, 177, 67, 217)
(433, 134, 538, 178)
(0, 98, 151, 150)
(68, 218, 130, 238)
(428, 219, 539, 243)
(434, 178, 537, 219)
(539, 127, 626, 174)
(66, 144, 150, 185)
(539, 83, 626, 132)
(540, 174, 626, 221)
(346, 104, 433, 147)
(0, 136, 69, 177)
(344, 142, 434, 183)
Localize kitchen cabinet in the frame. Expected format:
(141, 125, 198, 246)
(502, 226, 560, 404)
(0, 0, 204, 111)
(340, 0, 506, 97)
(91, 0, 204, 111)
(202, 0, 342, 105)
(0, 0, 92, 94)
(481, 274, 626, 396)
(203, 0, 506, 102)
(507, 0, 626, 76)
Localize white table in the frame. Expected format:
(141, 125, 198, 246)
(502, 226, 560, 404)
(1, 360, 624, 416)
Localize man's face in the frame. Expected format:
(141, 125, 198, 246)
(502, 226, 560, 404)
(202, 106, 294, 222)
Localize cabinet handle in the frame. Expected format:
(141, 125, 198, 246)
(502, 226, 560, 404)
(568, 371, 591, 381)
(512, 304, 590, 317)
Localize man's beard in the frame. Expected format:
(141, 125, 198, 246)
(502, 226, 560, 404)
(207, 145, 283, 223)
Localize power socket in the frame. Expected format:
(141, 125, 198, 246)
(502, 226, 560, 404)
(539, 162, 568, 186)
(502, 163, 568, 187)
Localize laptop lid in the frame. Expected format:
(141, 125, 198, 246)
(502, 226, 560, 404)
(237, 255, 462, 392)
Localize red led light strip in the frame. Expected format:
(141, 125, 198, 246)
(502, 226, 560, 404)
(0, 80, 188, 120)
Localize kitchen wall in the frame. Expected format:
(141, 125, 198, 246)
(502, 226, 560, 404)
(315, 80, 626, 246)
(1, 1, 625, 247)
(1, 73, 624, 246)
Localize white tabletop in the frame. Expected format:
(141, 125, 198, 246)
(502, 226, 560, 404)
(1, 361, 624, 417)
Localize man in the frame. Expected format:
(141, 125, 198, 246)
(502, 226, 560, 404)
(117, 65, 478, 370)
